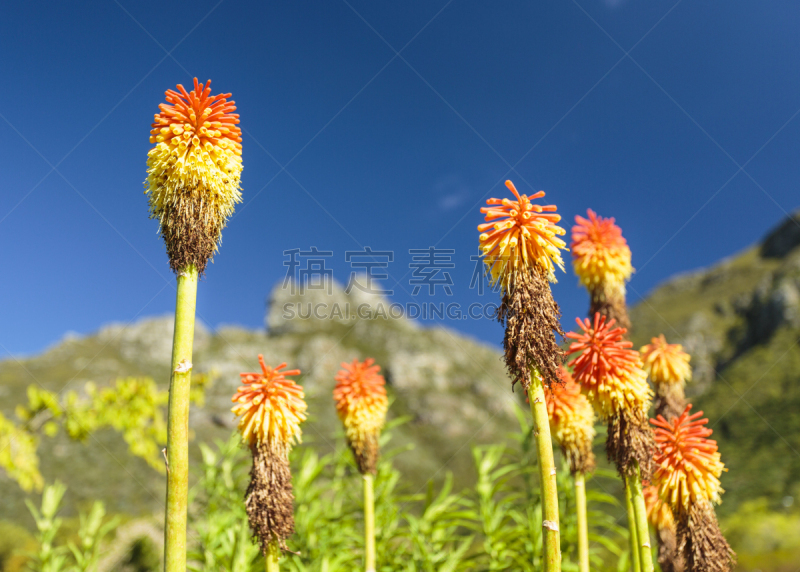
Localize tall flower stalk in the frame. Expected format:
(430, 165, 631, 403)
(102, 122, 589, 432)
(641, 335, 692, 572)
(145, 78, 243, 571)
(651, 406, 735, 572)
(644, 485, 680, 572)
(478, 180, 567, 571)
(545, 367, 597, 572)
(333, 358, 389, 572)
(570, 210, 655, 572)
(231, 356, 307, 570)
(566, 315, 655, 572)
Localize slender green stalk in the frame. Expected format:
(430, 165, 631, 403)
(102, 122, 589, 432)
(164, 265, 199, 572)
(627, 464, 654, 572)
(528, 369, 561, 572)
(363, 473, 376, 572)
(266, 540, 280, 572)
(574, 472, 589, 572)
(625, 482, 641, 572)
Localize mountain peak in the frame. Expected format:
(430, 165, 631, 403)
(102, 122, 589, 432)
(760, 209, 800, 259)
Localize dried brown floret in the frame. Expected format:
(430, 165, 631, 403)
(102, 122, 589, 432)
(654, 382, 687, 421)
(245, 442, 295, 555)
(157, 188, 229, 275)
(588, 285, 630, 330)
(606, 409, 655, 481)
(657, 525, 685, 572)
(676, 500, 735, 572)
(497, 269, 564, 391)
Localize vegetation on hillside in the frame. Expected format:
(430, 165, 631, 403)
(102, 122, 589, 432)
(1, 418, 631, 572)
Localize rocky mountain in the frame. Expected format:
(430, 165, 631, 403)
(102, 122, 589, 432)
(629, 210, 800, 516)
(0, 280, 520, 523)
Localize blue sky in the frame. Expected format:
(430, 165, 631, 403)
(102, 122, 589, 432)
(1, 0, 799, 356)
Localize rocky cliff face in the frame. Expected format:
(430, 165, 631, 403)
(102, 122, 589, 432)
(629, 210, 800, 514)
(0, 280, 518, 522)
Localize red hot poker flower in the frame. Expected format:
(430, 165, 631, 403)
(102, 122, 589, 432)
(571, 209, 633, 292)
(565, 313, 650, 418)
(231, 355, 307, 450)
(333, 358, 388, 474)
(478, 180, 566, 291)
(651, 405, 725, 513)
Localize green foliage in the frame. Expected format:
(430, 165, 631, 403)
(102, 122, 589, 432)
(0, 412, 42, 492)
(186, 417, 628, 572)
(64, 502, 120, 572)
(10, 414, 630, 572)
(696, 326, 800, 514)
(187, 438, 259, 572)
(24, 482, 69, 572)
(1, 373, 213, 491)
(21, 482, 119, 572)
(723, 496, 800, 571)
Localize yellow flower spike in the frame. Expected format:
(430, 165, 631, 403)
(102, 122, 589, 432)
(571, 209, 633, 293)
(644, 484, 674, 531)
(333, 358, 388, 475)
(145, 78, 243, 274)
(640, 334, 692, 386)
(651, 405, 725, 513)
(651, 406, 735, 572)
(232, 355, 307, 451)
(478, 180, 566, 292)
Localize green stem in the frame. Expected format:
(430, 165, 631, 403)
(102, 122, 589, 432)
(625, 481, 641, 572)
(266, 540, 280, 572)
(528, 369, 561, 572)
(364, 473, 376, 572)
(164, 265, 198, 572)
(574, 472, 589, 572)
(627, 464, 654, 572)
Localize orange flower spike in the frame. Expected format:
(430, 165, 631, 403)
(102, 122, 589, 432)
(565, 313, 651, 418)
(571, 209, 633, 291)
(545, 367, 597, 474)
(651, 405, 726, 512)
(150, 79, 242, 150)
(146, 78, 244, 274)
(546, 367, 595, 439)
(644, 484, 674, 531)
(641, 334, 692, 385)
(232, 355, 307, 449)
(478, 180, 567, 291)
(333, 358, 388, 438)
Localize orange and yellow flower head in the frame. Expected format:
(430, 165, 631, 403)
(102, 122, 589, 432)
(546, 367, 597, 474)
(333, 358, 388, 474)
(571, 209, 633, 292)
(233, 356, 306, 555)
(651, 405, 725, 513)
(146, 78, 243, 274)
(565, 313, 651, 419)
(232, 355, 307, 451)
(478, 180, 566, 292)
(644, 484, 675, 531)
(641, 334, 692, 386)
